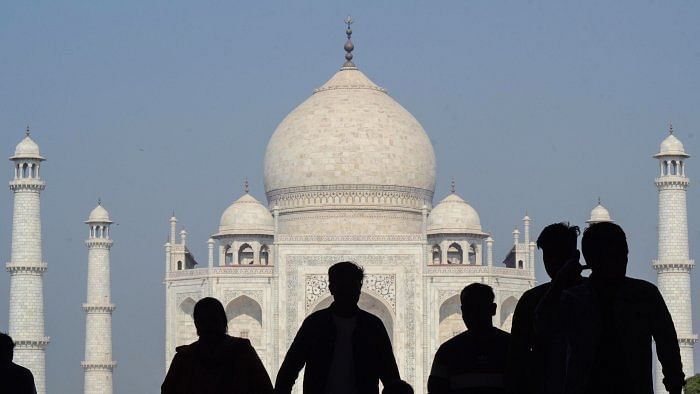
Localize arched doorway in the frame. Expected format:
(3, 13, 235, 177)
(438, 294, 463, 344)
(500, 296, 518, 332)
(177, 298, 197, 347)
(225, 296, 263, 349)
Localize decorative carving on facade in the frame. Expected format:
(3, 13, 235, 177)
(267, 183, 433, 211)
(277, 234, 424, 243)
(304, 274, 396, 312)
(223, 289, 264, 306)
(166, 266, 274, 280)
(176, 291, 200, 305)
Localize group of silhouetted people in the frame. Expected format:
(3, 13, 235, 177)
(160, 221, 686, 394)
(2, 222, 683, 393)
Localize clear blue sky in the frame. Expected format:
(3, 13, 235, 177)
(1, 1, 699, 392)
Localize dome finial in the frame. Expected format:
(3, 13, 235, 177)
(669, 121, 674, 135)
(342, 15, 356, 69)
(598, 196, 601, 205)
(98, 197, 102, 206)
(450, 177, 456, 194)
(25, 124, 30, 136)
(244, 177, 249, 194)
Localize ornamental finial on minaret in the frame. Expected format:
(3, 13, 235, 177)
(669, 121, 674, 135)
(342, 15, 356, 69)
(244, 177, 249, 194)
(25, 124, 30, 136)
(450, 177, 455, 194)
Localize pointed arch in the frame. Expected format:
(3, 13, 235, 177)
(224, 245, 234, 265)
(432, 245, 442, 265)
(260, 245, 270, 265)
(500, 296, 519, 332)
(468, 244, 477, 265)
(439, 294, 463, 344)
(238, 244, 254, 265)
(177, 297, 197, 347)
(447, 243, 463, 264)
(226, 295, 263, 347)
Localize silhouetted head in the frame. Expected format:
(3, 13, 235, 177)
(0, 332, 14, 364)
(460, 283, 496, 331)
(193, 297, 228, 340)
(537, 222, 580, 279)
(329, 261, 364, 309)
(382, 379, 414, 394)
(582, 222, 628, 279)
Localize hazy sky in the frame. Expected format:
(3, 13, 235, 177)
(1, 1, 699, 392)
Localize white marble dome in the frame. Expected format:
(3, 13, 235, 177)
(587, 202, 613, 224)
(263, 67, 436, 195)
(657, 133, 689, 157)
(87, 204, 111, 223)
(11, 135, 44, 160)
(218, 194, 274, 236)
(427, 193, 483, 234)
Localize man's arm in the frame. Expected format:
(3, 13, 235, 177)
(275, 319, 310, 394)
(427, 347, 450, 394)
(650, 286, 685, 394)
(242, 340, 274, 394)
(505, 292, 535, 394)
(377, 321, 400, 387)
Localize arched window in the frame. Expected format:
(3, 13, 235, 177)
(22, 163, 28, 178)
(671, 160, 678, 175)
(447, 243, 463, 264)
(238, 244, 254, 265)
(177, 261, 183, 270)
(664, 161, 669, 175)
(225, 246, 234, 265)
(518, 260, 524, 269)
(260, 245, 269, 265)
(468, 244, 477, 265)
(432, 245, 441, 264)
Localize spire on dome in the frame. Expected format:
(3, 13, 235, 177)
(669, 122, 674, 135)
(342, 15, 356, 69)
(244, 178, 249, 194)
(450, 177, 455, 194)
(25, 124, 30, 136)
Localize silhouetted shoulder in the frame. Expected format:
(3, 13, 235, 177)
(358, 309, 385, 327)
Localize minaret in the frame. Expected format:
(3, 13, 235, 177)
(653, 124, 696, 391)
(7, 127, 49, 394)
(82, 201, 116, 394)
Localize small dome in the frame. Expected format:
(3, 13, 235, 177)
(587, 203, 613, 224)
(427, 193, 483, 235)
(655, 133, 689, 158)
(87, 204, 112, 223)
(217, 194, 274, 236)
(11, 136, 44, 160)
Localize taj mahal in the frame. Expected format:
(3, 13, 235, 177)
(3, 22, 696, 394)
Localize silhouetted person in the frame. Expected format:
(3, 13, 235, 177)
(558, 222, 684, 394)
(162, 297, 273, 394)
(428, 283, 510, 394)
(382, 379, 413, 394)
(0, 332, 36, 394)
(506, 222, 581, 394)
(275, 261, 400, 394)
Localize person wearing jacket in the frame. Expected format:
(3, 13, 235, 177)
(162, 297, 273, 394)
(275, 261, 400, 394)
(555, 222, 684, 394)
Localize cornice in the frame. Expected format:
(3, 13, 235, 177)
(82, 303, 116, 312)
(9, 179, 45, 192)
(6, 261, 47, 273)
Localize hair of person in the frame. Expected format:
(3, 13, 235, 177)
(0, 332, 14, 355)
(328, 261, 365, 284)
(193, 297, 228, 335)
(460, 283, 495, 305)
(536, 222, 580, 251)
(581, 222, 628, 258)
